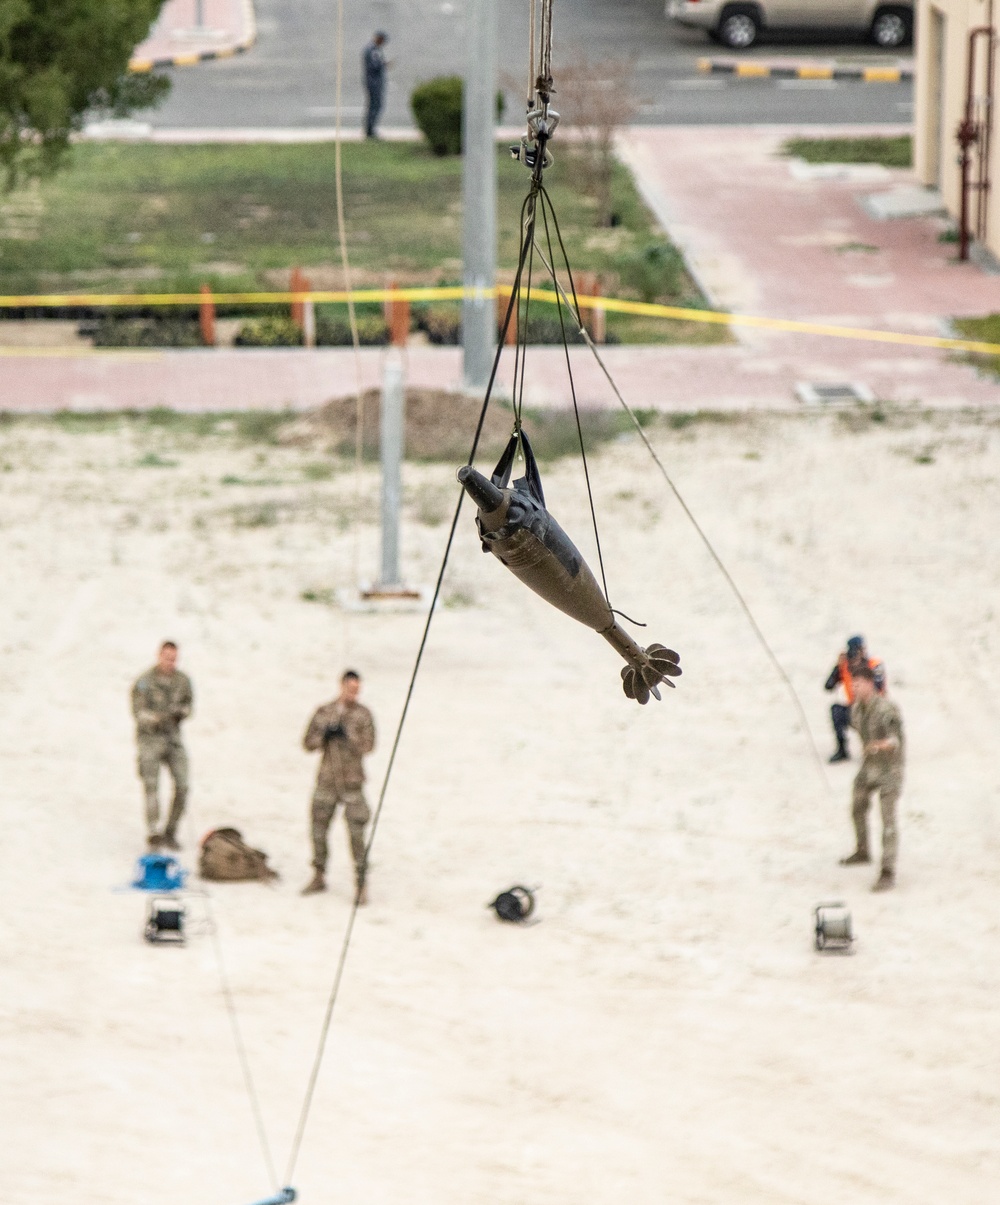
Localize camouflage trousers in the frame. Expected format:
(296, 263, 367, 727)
(137, 736, 189, 839)
(852, 764, 902, 873)
(310, 786, 370, 883)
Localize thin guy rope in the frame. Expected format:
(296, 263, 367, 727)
(178, 805, 280, 1192)
(282, 193, 540, 1187)
(333, 0, 366, 588)
(204, 891, 281, 1191)
(529, 226, 832, 792)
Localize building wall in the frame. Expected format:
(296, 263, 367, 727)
(915, 0, 998, 254)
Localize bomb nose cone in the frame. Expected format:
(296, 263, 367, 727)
(457, 465, 504, 512)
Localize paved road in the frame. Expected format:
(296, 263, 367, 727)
(146, 0, 913, 129)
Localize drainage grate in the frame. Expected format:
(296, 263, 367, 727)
(795, 381, 875, 405)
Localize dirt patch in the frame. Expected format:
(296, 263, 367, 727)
(278, 388, 515, 462)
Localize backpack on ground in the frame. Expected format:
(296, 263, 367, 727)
(199, 827, 278, 883)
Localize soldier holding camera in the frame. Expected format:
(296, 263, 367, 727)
(301, 670, 376, 902)
(131, 641, 193, 851)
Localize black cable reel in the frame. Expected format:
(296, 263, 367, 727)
(489, 885, 537, 923)
(143, 895, 187, 945)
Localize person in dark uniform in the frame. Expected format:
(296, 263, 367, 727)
(362, 31, 389, 139)
(824, 634, 885, 763)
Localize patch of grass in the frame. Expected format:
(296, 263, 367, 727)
(443, 586, 475, 609)
(231, 501, 280, 528)
(952, 314, 1000, 378)
(662, 410, 743, 431)
(136, 451, 179, 468)
(52, 411, 122, 433)
(835, 242, 879, 254)
(914, 452, 935, 464)
(603, 312, 730, 346)
(233, 411, 292, 445)
(301, 587, 336, 605)
(781, 135, 912, 167)
(302, 461, 334, 481)
(0, 142, 711, 340)
(220, 473, 286, 486)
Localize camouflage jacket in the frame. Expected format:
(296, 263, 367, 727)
(851, 693, 904, 773)
(132, 668, 194, 740)
(304, 699, 376, 790)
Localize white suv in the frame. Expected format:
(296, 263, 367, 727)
(666, 0, 913, 50)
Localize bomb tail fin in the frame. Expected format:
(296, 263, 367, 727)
(620, 643, 682, 705)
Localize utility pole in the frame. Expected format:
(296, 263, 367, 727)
(461, 0, 498, 392)
(378, 352, 405, 589)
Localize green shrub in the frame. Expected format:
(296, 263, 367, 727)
(315, 314, 390, 346)
(522, 314, 585, 345)
(89, 316, 201, 347)
(234, 316, 303, 347)
(411, 76, 464, 155)
(410, 76, 504, 156)
(414, 303, 461, 345)
(617, 240, 685, 304)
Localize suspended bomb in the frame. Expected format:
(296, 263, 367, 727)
(457, 434, 681, 704)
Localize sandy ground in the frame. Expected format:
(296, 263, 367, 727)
(2, 405, 999, 1205)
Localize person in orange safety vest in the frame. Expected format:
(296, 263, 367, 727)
(824, 635, 885, 763)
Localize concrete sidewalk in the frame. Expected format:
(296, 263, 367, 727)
(1, 124, 997, 413)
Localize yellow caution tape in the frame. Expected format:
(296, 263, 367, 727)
(0, 285, 996, 356)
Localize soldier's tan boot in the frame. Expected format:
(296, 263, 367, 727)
(147, 833, 163, 850)
(301, 871, 327, 896)
(160, 832, 180, 852)
(839, 849, 871, 865)
(872, 869, 895, 892)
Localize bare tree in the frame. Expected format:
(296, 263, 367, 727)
(554, 53, 638, 227)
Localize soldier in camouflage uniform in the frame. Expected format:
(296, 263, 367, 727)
(839, 664, 904, 891)
(301, 670, 376, 903)
(131, 641, 194, 851)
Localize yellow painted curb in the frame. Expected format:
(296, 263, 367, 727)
(797, 65, 834, 79)
(862, 67, 902, 81)
(736, 62, 771, 77)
